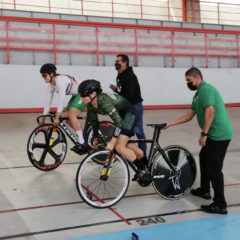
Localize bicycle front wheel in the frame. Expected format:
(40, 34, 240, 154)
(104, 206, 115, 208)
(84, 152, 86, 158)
(76, 150, 130, 208)
(151, 145, 197, 200)
(27, 124, 67, 171)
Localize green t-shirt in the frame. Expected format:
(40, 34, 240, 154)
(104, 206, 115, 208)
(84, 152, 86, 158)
(191, 81, 233, 140)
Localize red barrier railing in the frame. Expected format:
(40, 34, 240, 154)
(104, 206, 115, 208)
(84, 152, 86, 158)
(1, 15, 240, 67)
(1, 1, 240, 26)
(186, 0, 240, 25)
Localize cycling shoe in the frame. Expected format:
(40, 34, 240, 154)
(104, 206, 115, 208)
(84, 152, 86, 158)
(132, 169, 152, 186)
(71, 143, 89, 155)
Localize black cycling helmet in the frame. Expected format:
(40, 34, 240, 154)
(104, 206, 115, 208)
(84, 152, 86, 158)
(78, 79, 102, 95)
(40, 63, 57, 74)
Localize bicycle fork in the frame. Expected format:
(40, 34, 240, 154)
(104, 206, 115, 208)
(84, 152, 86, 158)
(49, 128, 57, 146)
(100, 152, 116, 181)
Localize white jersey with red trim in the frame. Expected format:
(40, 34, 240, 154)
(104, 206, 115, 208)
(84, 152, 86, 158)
(43, 75, 79, 115)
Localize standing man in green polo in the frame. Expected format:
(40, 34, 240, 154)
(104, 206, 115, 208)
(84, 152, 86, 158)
(165, 67, 233, 214)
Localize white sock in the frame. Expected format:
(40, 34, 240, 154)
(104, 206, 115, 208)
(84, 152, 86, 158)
(76, 130, 84, 144)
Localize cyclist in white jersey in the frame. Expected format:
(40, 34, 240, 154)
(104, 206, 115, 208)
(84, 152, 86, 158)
(39, 63, 88, 154)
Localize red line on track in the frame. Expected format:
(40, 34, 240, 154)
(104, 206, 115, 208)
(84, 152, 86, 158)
(225, 183, 240, 187)
(0, 193, 156, 214)
(0, 184, 239, 215)
(109, 207, 131, 225)
(0, 201, 83, 214)
(60, 167, 132, 225)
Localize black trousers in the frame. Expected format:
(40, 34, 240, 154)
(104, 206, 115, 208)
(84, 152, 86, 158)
(199, 138, 230, 208)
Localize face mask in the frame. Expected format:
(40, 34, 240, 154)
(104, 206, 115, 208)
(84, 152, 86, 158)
(115, 63, 121, 70)
(187, 82, 197, 91)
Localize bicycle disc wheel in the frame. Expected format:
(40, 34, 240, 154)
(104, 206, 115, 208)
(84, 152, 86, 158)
(86, 121, 115, 164)
(76, 150, 130, 208)
(27, 124, 67, 171)
(151, 145, 197, 200)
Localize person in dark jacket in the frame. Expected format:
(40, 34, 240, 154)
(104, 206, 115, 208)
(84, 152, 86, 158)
(109, 54, 147, 157)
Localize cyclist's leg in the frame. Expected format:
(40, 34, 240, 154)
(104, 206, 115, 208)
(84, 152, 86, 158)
(116, 111, 140, 162)
(115, 135, 150, 182)
(126, 142, 144, 159)
(67, 108, 84, 143)
(116, 111, 147, 170)
(66, 95, 86, 144)
(114, 135, 137, 162)
(127, 142, 148, 167)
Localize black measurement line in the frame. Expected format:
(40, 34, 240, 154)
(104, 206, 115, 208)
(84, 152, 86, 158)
(1, 203, 240, 239)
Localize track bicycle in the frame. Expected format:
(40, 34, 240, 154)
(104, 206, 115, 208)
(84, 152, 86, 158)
(76, 123, 197, 208)
(27, 113, 115, 171)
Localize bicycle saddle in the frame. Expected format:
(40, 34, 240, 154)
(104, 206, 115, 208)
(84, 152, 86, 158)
(147, 123, 166, 129)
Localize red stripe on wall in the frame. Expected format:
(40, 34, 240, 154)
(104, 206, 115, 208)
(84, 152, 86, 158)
(143, 104, 190, 109)
(0, 103, 239, 113)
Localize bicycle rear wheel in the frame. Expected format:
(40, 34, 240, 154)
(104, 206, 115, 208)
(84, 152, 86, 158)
(27, 124, 67, 171)
(76, 150, 130, 208)
(151, 145, 196, 199)
(86, 121, 115, 164)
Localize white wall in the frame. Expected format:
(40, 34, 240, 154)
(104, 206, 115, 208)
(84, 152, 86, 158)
(0, 64, 240, 111)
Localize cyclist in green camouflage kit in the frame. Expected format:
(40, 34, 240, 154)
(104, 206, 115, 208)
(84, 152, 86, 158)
(78, 79, 150, 181)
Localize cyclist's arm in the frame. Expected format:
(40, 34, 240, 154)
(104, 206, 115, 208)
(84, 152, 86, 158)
(100, 101, 123, 138)
(55, 78, 69, 116)
(166, 109, 195, 128)
(39, 84, 54, 125)
(87, 107, 99, 136)
(99, 96, 122, 127)
(43, 84, 54, 115)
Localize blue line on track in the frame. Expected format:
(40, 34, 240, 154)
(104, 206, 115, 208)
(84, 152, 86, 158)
(69, 213, 240, 240)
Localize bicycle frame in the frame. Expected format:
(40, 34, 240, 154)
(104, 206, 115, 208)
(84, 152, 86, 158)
(58, 118, 91, 144)
(101, 124, 177, 180)
(36, 114, 91, 144)
(128, 125, 176, 172)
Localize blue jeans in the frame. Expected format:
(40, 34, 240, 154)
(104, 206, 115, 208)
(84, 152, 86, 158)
(134, 102, 147, 155)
